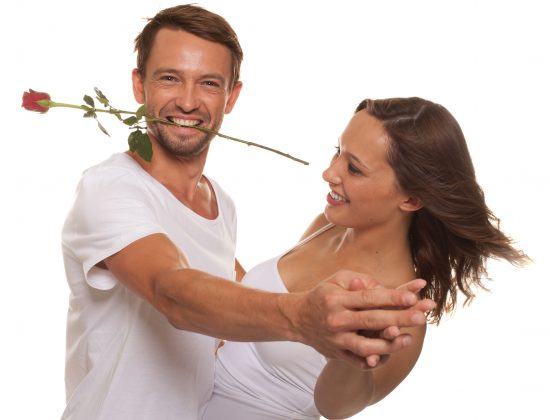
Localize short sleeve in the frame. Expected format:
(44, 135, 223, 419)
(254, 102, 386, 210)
(62, 168, 164, 290)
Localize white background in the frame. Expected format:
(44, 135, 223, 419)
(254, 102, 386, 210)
(2, 1, 549, 419)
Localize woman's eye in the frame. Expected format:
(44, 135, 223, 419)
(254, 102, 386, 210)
(348, 163, 362, 175)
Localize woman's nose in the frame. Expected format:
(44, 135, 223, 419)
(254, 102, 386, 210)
(322, 159, 342, 185)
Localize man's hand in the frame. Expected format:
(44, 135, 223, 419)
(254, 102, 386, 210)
(279, 270, 435, 368)
(349, 277, 433, 367)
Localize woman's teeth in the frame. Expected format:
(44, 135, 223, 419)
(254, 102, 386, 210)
(329, 191, 348, 202)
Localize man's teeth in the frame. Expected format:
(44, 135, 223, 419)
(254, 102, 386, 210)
(330, 191, 348, 202)
(171, 118, 200, 127)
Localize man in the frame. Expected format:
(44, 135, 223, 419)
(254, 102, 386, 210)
(61, 5, 430, 419)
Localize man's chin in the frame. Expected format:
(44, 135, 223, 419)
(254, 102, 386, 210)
(162, 138, 211, 157)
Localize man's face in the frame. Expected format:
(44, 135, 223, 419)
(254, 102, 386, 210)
(132, 28, 242, 157)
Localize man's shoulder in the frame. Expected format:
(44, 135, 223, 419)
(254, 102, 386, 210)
(71, 153, 160, 206)
(82, 153, 138, 177)
(80, 153, 146, 186)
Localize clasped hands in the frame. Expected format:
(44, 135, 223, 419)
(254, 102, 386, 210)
(293, 270, 436, 369)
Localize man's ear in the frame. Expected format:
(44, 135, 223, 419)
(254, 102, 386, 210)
(400, 196, 424, 212)
(132, 69, 145, 104)
(224, 81, 243, 114)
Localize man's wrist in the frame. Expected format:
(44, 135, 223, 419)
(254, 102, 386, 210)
(276, 292, 303, 343)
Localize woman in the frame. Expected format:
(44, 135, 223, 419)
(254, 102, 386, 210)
(201, 97, 528, 419)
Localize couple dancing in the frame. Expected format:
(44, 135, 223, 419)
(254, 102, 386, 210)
(59, 4, 527, 420)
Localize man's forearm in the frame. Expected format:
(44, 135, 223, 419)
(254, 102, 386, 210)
(105, 234, 432, 363)
(152, 267, 300, 342)
(151, 267, 432, 365)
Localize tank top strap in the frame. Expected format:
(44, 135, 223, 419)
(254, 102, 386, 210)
(280, 223, 335, 258)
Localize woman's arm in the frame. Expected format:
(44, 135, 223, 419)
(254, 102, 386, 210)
(301, 214, 430, 417)
(314, 323, 427, 419)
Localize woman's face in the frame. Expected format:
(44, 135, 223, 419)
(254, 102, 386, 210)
(322, 112, 412, 231)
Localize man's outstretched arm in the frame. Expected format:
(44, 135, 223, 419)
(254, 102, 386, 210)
(105, 233, 430, 365)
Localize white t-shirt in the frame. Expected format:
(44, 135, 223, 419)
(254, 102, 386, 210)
(61, 153, 237, 420)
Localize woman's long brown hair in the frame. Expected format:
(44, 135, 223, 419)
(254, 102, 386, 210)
(357, 98, 529, 323)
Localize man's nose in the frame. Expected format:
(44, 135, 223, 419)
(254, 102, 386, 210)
(175, 84, 200, 112)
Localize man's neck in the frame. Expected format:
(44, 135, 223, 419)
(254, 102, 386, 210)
(127, 138, 217, 219)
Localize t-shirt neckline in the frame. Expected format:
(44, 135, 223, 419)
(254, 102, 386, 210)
(118, 152, 222, 224)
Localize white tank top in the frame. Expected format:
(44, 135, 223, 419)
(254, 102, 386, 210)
(201, 224, 335, 420)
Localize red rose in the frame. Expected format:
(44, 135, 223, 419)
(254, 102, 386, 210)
(22, 89, 51, 113)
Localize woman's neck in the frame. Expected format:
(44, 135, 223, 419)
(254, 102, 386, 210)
(333, 223, 415, 287)
(278, 219, 416, 293)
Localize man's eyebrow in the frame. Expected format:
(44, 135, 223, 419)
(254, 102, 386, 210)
(151, 67, 179, 76)
(152, 68, 227, 83)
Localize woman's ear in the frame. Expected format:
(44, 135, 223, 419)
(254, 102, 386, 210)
(400, 196, 424, 212)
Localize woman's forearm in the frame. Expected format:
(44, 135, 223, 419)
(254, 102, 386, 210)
(314, 359, 375, 419)
(314, 324, 427, 418)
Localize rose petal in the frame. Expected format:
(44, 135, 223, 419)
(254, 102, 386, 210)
(22, 89, 51, 113)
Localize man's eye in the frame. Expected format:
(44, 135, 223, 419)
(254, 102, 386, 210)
(202, 80, 221, 88)
(160, 75, 177, 82)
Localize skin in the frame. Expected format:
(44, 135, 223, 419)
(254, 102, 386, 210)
(130, 28, 242, 210)
(101, 28, 433, 368)
(278, 112, 430, 418)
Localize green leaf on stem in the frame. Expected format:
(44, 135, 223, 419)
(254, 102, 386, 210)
(113, 112, 122, 121)
(123, 116, 139, 126)
(97, 120, 110, 136)
(135, 105, 146, 121)
(83, 95, 95, 108)
(128, 129, 153, 162)
(94, 87, 109, 107)
(83, 110, 96, 118)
